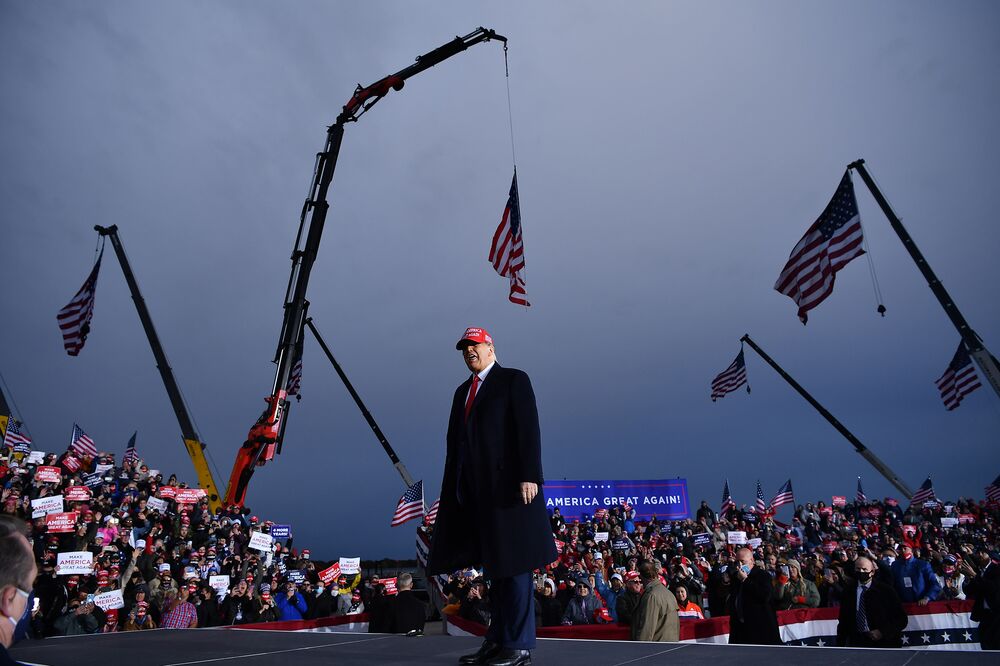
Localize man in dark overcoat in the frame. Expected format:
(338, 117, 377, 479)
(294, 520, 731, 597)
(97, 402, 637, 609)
(427, 327, 557, 666)
(836, 556, 908, 648)
(727, 547, 782, 645)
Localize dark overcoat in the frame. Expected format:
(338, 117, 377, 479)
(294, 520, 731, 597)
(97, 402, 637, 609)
(835, 580, 907, 648)
(727, 567, 782, 645)
(426, 364, 557, 579)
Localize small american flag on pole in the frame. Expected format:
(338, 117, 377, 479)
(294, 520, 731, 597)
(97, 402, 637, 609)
(391, 480, 424, 527)
(769, 479, 794, 510)
(935, 342, 981, 410)
(755, 480, 767, 513)
(720, 479, 736, 517)
(287, 354, 303, 402)
(3, 419, 32, 449)
(909, 477, 936, 507)
(711, 349, 749, 401)
(986, 475, 1000, 504)
(123, 432, 139, 465)
(70, 423, 98, 458)
(775, 171, 865, 324)
(856, 477, 867, 504)
(57, 250, 103, 356)
(489, 170, 529, 306)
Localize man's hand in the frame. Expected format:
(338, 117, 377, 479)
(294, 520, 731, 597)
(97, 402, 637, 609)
(918, 597, 929, 606)
(520, 482, 538, 505)
(868, 629, 882, 641)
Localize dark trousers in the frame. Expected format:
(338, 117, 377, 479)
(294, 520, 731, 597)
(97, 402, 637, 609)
(485, 572, 535, 650)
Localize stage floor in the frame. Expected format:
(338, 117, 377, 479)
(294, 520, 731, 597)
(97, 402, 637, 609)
(10, 629, 995, 666)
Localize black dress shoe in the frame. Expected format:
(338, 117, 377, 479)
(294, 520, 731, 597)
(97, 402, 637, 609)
(458, 640, 501, 665)
(487, 648, 531, 666)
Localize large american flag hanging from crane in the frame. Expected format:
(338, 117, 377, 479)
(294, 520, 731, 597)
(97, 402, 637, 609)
(489, 170, 529, 306)
(57, 250, 103, 356)
(774, 171, 864, 324)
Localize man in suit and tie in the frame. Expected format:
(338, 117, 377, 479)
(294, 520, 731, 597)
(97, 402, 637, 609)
(427, 327, 557, 666)
(836, 556, 908, 648)
(963, 547, 1000, 650)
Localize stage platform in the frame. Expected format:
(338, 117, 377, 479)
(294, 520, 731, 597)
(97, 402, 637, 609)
(10, 629, 995, 665)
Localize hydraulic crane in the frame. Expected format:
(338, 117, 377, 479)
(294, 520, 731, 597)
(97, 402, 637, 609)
(224, 27, 507, 507)
(94, 224, 224, 512)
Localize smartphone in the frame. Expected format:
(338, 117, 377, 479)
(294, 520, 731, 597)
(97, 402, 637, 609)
(32, 597, 40, 613)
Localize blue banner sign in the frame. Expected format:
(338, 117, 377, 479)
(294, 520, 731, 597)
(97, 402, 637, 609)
(270, 524, 292, 539)
(542, 479, 690, 521)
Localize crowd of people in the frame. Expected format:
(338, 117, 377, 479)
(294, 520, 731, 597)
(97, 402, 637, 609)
(0, 444, 424, 640)
(433, 494, 1000, 648)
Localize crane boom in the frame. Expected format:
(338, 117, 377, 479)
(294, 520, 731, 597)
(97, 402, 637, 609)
(223, 27, 506, 507)
(94, 225, 223, 511)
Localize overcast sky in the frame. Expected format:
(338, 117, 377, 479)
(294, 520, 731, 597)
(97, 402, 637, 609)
(2, 1, 998, 559)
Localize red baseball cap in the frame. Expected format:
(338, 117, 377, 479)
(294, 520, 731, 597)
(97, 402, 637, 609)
(624, 571, 641, 582)
(456, 327, 492, 349)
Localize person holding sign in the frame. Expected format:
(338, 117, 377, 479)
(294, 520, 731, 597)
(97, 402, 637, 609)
(428, 327, 556, 666)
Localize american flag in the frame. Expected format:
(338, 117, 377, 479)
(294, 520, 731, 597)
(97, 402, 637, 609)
(57, 251, 103, 356)
(909, 477, 936, 506)
(935, 342, 981, 410)
(425, 498, 440, 525)
(70, 423, 98, 458)
(786, 533, 802, 547)
(489, 171, 529, 307)
(415, 528, 448, 603)
(770, 479, 794, 510)
(391, 480, 424, 527)
(3, 419, 32, 449)
(755, 480, 767, 513)
(720, 479, 736, 517)
(774, 171, 865, 324)
(856, 477, 867, 504)
(710, 349, 749, 401)
(986, 475, 1000, 504)
(123, 432, 139, 465)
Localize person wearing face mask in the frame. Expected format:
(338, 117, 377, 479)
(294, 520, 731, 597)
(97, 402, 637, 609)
(890, 545, 940, 605)
(726, 548, 781, 645)
(935, 555, 966, 601)
(0, 517, 37, 663)
(836, 556, 907, 648)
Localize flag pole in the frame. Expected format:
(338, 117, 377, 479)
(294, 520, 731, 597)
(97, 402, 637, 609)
(740, 334, 913, 498)
(848, 159, 1000, 402)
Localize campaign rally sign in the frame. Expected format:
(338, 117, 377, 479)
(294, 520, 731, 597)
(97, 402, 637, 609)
(56, 551, 94, 575)
(339, 557, 361, 575)
(378, 577, 398, 595)
(93, 589, 124, 611)
(13, 441, 31, 455)
(95, 463, 114, 475)
(941, 517, 959, 529)
(209, 575, 230, 596)
(727, 531, 747, 545)
(692, 533, 712, 547)
(146, 497, 168, 514)
(158, 486, 177, 500)
(318, 563, 342, 586)
(594, 531, 609, 543)
(832, 496, 846, 507)
(542, 479, 690, 521)
(287, 570, 306, 584)
(64, 486, 93, 502)
(34, 466, 62, 483)
(82, 472, 104, 488)
(269, 524, 292, 539)
(26, 451, 46, 465)
(31, 495, 64, 518)
(175, 488, 206, 504)
(45, 512, 78, 533)
(747, 537, 763, 549)
(248, 531, 274, 552)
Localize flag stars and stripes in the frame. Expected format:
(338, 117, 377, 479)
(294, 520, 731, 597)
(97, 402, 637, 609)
(935, 342, 981, 410)
(489, 171, 530, 307)
(986, 475, 1000, 504)
(711, 350, 748, 401)
(770, 480, 794, 510)
(57, 251, 103, 356)
(70, 423, 98, 458)
(3, 420, 32, 448)
(391, 480, 424, 527)
(775, 171, 865, 324)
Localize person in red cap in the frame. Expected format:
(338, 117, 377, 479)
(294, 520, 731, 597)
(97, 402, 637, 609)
(428, 327, 556, 666)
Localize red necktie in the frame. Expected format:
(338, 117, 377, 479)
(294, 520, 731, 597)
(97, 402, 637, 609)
(464, 374, 480, 421)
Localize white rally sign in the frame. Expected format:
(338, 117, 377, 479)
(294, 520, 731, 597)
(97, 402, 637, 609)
(31, 495, 65, 518)
(727, 531, 747, 545)
(93, 589, 124, 611)
(248, 531, 274, 552)
(339, 557, 361, 575)
(56, 551, 94, 575)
